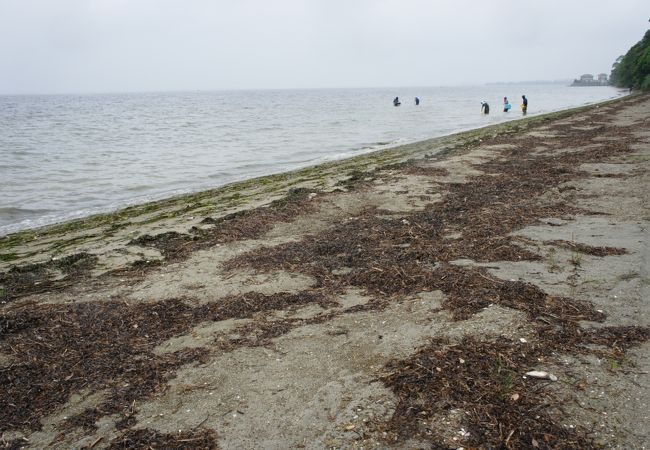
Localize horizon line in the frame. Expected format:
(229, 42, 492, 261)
(0, 79, 578, 97)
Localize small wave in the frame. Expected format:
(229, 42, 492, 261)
(0, 207, 54, 226)
(0, 164, 30, 170)
(0, 207, 53, 215)
(235, 162, 275, 171)
(355, 140, 401, 151)
(125, 185, 155, 193)
(208, 171, 235, 179)
(6, 150, 32, 156)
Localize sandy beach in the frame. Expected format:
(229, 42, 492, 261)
(1, 93, 649, 449)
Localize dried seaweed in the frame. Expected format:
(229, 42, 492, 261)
(380, 322, 650, 448)
(370, 107, 647, 447)
(222, 101, 645, 447)
(547, 239, 628, 257)
(105, 428, 218, 449)
(129, 231, 196, 260)
(1, 438, 28, 450)
(536, 324, 650, 357)
(0, 188, 319, 304)
(381, 337, 597, 449)
(429, 264, 604, 322)
(127, 188, 319, 263)
(0, 291, 329, 433)
(0, 253, 97, 303)
(335, 169, 376, 190)
(1, 96, 647, 448)
(402, 165, 451, 177)
(228, 100, 638, 309)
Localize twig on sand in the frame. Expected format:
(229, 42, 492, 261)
(192, 414, 211, 430)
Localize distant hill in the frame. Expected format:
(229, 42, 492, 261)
(485, 80, 572, 86)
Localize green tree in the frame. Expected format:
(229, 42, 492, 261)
(610, 29, 650, 91)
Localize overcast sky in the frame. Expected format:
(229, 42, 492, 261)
(0, 0, 647, 94)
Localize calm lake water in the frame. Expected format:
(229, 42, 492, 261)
(0, 84, 624, 236)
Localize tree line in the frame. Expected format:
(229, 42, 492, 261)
(610, 29, 650, 91)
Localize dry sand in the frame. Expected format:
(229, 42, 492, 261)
(1, 94, 649, 449)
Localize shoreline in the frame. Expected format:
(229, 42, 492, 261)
(0, 94, 628, 264)
(1, 93, 648, 449)
(0, 89, 626, 241)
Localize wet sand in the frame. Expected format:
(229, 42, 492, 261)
(1, 93, 649, 449)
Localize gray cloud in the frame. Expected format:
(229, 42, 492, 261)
(0, 0, 647, 94)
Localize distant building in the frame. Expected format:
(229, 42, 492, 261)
(571, 73, 609, 86)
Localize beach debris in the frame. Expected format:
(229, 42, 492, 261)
(547, 239, 628, 257)
(524, 370, 558, 381)
(2, 98, 650, 448)
(104, 428, 219, 449)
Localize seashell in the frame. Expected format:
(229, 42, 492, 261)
(525, 370, 558, 381)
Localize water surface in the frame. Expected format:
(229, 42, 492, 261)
(0, 84, 624, 235)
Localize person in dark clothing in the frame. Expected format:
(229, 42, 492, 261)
(393, 97, 401, 106)
(521, 95, 528, 115)
(415, 97, 420, 105)
(481, 101, 490, 114)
